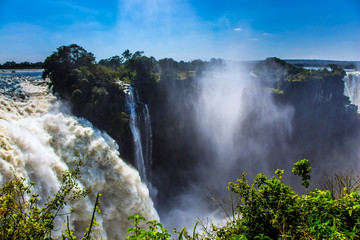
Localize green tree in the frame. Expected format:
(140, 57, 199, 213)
(42, 44, 95, 95)
(98, 55, 124, 69)
(122, 49, 132, 61)
(292, 158, 312, 191)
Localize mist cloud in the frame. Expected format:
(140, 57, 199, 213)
(159, 61, 296, 231)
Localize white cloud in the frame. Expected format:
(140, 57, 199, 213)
(61, 1, 97, 14)
(234, 27, 243, 32)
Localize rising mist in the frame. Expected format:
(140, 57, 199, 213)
(154, 60, 360, 231)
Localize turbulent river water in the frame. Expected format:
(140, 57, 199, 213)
(0, 70, 158, 239)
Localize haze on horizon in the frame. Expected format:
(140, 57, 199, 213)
(0, 0, 359, 63)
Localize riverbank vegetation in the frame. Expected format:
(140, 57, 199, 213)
(0, 61, 43, 69)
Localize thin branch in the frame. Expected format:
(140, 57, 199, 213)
(85, 192, 101, 239)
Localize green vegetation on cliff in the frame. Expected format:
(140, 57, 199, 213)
(42, 44, 205, 166)
(43, 44, 134, 162)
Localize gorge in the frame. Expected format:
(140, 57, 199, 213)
(1, 45, 360, 238)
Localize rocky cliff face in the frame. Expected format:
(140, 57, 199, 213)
(43, 46, 360, 215)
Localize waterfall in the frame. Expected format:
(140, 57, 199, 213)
(143, 104, 153, 180)
(344, 71, 360, 112)
(0, 72, 159, 239)
(123, 84, 153, 183)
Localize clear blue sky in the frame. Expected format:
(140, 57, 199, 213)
(0, 0, 359, 63)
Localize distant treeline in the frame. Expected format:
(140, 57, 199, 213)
(285, 59, 360, 70)
(2, 58, 359, 70)
(0, 61, 43, 69)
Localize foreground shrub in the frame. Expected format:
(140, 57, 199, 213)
(0, 157, 100, 239)
(127, 159, 360, 239)
(222, 159, 360, 239)
(2, 158, 360, 239)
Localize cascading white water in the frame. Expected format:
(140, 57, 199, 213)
(123, 84, 153, 183)
(0, 72, 159, 239)
(143, 104, 153, 180)
(124, 85, 147, 181)
(344, 71, 360, 112)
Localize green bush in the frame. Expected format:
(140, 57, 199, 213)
(126, 159, 360, 240)
(0, 157, 100, 239)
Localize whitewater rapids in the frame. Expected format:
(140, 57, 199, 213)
(0, 73, 158, 239)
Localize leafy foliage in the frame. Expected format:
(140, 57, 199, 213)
(0, 157, 100, 239)
(42, 44, 96, 95)
(126, 214, 172, 240)
(2, 154, 360, 239)
(292, 158, 311, 190)
(125, 159, 360, 240)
